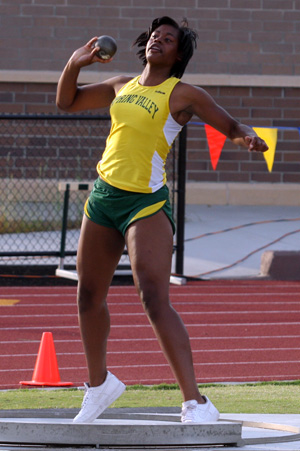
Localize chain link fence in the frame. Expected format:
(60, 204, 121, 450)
(0, 114, 185, 279)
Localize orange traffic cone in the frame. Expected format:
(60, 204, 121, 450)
(20, 332, 73, 387)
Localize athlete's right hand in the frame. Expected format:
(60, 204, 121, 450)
(69, 37, 113, 68)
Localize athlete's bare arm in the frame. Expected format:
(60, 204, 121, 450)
(56, 37, 131, 112)
(170, 82, 268, 152)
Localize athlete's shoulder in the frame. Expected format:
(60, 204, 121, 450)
(173, 80, 204, 96)
(172, 81, 212, 106)
(105, 75, 134, 93)
(170, 82, 212, 124)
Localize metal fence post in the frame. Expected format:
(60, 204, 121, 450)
(58, 183, 70, 270)
(175, 125, 187, 275)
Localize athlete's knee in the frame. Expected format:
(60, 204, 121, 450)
(77, 281, 106, 315)
(77, 283, 93, 314)
(138, 283, 170, 322)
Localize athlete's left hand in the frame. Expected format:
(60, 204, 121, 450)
(245, 136, 269, 152)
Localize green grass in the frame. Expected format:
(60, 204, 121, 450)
(1, 382, 300, 414)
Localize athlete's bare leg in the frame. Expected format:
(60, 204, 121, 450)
(125, 210, 204, 403)
(76, 215, 125, 386)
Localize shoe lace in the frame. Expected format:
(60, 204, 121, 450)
(80, 385, 90, 408)
(183, 403, 197, 421)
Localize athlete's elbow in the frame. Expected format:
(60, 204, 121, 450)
(56, 98, 75, 113)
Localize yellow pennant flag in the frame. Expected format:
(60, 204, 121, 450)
(253, 127, 278, 172)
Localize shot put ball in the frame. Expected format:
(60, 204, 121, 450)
(94, 35, 117, 59)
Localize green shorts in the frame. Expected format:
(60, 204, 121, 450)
(84, 177, 176, 236)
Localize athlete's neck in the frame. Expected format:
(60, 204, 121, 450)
(139, 65, 171, 87)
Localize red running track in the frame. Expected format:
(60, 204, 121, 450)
(0, 280, 300, 389)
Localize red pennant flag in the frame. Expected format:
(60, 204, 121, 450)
(204, 124, 227, 170)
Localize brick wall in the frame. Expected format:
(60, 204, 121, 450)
(1, 0, 299, 75)
(1, 1, 299, 185)
(187, 86, 300, 183)
(1, 82, 299, 184)
(0, 82, 58, 114)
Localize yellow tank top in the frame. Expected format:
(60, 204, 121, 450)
(97, 75, 182, 193)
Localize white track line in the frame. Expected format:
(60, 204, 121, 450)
(1, 347, 300, 359)
(3, 374, 299, 385)
(1, 282, 299, 290)
(1, 323, 300, 334)
(1, 291, 299, 298)
(2, 360, 299, 373)
(2, 309, 300, 319)
(3, 299, 300, 306)
(2, 321, 300, 331)
(120, 374, 300, 383)
(1, 335, 300, 345)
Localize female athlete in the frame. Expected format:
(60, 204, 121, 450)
(56, 16, 268, 424)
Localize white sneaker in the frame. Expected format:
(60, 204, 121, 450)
(73, 371, 126, 423)
(181, 397, 220, 423)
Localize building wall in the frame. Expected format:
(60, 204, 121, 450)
(1, 1, 300, 199)
(1, 0, 300, 75)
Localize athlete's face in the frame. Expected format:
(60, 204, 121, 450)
(146, 24, 180, 67)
